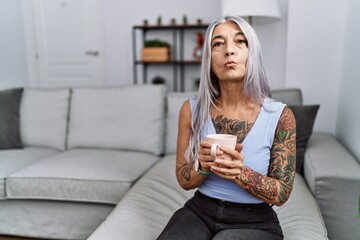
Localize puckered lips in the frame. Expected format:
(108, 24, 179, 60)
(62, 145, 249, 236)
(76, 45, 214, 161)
(224, 60, 237, 67)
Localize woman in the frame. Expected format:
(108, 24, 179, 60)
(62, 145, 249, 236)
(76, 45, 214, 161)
(157, 16, 296, 240)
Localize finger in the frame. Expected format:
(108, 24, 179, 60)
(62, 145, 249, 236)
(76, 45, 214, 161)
(198, 147, 224, 161)
(235, 143, 243, 152)
(220, 146, 242, 160)
(199, 140, 212, 148)
(198, 153, 215, 164)
(214, 158, 242, 168)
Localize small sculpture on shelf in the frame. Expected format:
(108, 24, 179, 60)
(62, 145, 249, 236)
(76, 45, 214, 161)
(152, 76, 166, 85)
(143, 19, 148, 26)
(194, 77, 200, 90)
(157, 15, 162, 26)
(182, 15, 188, 25)
(192, 32, 204, 61)
(170, 18, 176, 26)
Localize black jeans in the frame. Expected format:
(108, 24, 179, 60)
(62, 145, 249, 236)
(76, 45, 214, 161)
(157, 191, 283, 240)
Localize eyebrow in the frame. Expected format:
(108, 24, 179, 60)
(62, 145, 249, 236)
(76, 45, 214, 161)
(211, 31, 245, 43)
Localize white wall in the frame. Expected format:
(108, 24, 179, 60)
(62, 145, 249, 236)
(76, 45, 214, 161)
(0, 0, 28, 88)
(285, 0, 347, 134)
(255, 0, 288, 90)
(336, 0, 360, 162)
(102, 0, 287, 91)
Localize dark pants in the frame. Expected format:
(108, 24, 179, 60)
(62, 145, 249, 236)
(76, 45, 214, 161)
(157, 191, 283, 240)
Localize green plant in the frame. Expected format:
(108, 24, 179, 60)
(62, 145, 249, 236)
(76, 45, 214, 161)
(144, 39, 170, 48)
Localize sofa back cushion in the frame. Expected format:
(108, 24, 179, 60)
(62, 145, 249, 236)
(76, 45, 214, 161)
(165, 92, 196, 155)
(67, 85, 166, 155)
(272, 88, 302, 105)
(0, 88, 24, 149)
(20, 88, 70, 150)
(164, 89, 302, 155)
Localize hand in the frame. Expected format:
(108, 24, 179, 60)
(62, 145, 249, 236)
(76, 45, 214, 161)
(197, 140, 224, 171)
(210, 144, 244, 180)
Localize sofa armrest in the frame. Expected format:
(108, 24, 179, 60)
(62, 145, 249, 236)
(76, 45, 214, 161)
(303, 132, 360, 240)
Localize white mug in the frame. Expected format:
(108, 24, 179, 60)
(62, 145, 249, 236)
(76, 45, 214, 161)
(206, 134, 237, 161)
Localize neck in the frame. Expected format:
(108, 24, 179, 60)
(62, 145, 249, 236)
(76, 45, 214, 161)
(217, 81, 255, 107)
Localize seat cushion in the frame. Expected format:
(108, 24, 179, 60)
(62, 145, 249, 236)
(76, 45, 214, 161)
(88, 155, 195, 240)
(273, 174, 328, 240)
(67, 85, 166, 155)
(0, 147, 60, 199)
(0, 199, 114, 240)
(88, 156, 328, 240)
(6, 149, 160, 204)
(20, 88, 70, 150)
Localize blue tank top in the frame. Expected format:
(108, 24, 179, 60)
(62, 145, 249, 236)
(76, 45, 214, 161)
(190, 96, 286, 203)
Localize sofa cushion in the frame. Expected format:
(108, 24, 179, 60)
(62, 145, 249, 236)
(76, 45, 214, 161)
(67, 85, 166, 155)
(165, 92, 196, 154)
(0, 88, 24, 149)
(88, 155, 328, 240)
(273, 174, 328, 240)
(272, 88, 302, 105)
(289, 105, 319, 174)
(87, 155, 196, 240)
(164, 89, 302, 155)
(20, 88, 70, 150)
(304, 132, 360, 240)
(0, 199, 114, 240)
(0, 147, 60, 199)
(6, 149, 160, 204)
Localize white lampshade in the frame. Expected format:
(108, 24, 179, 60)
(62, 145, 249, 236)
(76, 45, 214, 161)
(221, 0, 281, 24)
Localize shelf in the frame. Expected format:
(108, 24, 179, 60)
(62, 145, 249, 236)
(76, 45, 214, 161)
(134, 24, 209, 30)
(135, 60, 201, 65)
(132, 24, 208, 91)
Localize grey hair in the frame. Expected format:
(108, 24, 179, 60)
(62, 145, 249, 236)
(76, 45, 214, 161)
(185, 16, 272, 164)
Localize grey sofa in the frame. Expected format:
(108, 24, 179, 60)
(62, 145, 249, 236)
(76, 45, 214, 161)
(0, 85, 358, 240)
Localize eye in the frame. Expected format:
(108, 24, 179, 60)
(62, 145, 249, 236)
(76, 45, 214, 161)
(235, 39, 248, 45)
(212, 41, 224, 48)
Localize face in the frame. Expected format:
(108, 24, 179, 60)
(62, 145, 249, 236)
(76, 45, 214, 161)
(210, 21, 249, 82)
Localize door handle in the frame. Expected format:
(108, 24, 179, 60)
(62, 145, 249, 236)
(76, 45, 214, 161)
(85, 51, 99, 56)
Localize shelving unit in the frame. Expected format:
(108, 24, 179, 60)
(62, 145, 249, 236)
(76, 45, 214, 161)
(132, 24, 208, 91)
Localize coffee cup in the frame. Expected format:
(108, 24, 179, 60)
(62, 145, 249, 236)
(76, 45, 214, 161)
(206, 134, 237, 161)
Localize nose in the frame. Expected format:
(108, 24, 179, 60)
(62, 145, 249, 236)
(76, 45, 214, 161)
(225, 43, 235, 56)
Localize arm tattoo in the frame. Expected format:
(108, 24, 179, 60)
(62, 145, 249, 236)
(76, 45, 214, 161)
(269, 107, 296, 204)
(180, 163, 192, 181)
(238, 107, 296, 204)
(239, 168, 278, 201)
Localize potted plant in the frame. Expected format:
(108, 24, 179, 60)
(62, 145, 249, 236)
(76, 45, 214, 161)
(142, 39, 171, 62)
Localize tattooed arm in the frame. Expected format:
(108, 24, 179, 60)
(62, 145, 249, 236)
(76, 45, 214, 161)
(212, 107, 296, 206)
(175, 100, 207, 190)
(240, 107, 296, 206)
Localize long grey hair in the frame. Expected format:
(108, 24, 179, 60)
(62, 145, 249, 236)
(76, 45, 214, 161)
(185, 15, 272, 164)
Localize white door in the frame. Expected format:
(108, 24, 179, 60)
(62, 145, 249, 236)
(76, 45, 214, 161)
(33, 0, 105, 87)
